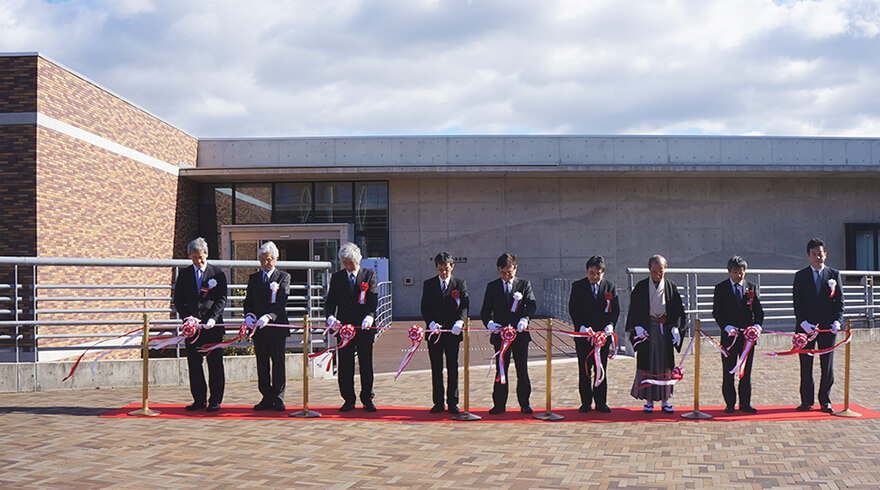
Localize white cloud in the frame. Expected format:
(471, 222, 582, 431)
(1, 0, 879, 137)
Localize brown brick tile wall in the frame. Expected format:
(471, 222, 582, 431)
(0, 56, 37, 113)
(0, 125, 37, 257)
(36, 57, 198, 168)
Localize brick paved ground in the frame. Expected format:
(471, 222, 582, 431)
(2, 333, 880, 488)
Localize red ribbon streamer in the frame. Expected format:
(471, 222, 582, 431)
(62, 327, 144, 381)
(394, 325, 424, 380)
(490, 325, 518, 384)
(309, 324, 357, 372)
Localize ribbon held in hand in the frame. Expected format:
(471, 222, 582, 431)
(490, 325, 518, 384)
(729, 325, 760, 379)
(150, 317, 201, 351)
(310, 324, 357, 372)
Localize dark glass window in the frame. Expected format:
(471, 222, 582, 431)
(234, 184, 272, 224)
(197, 185, 233, 259)
(354, 182, 389, 232)
(845, 223, 880, 271)
(314, 182, 353, 223)
(275, 183, 312, 223)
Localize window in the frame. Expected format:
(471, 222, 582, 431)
(845, 223, 880, 271)
(275, 183, 312, 223)
(234, 184, 272, 224)
(198, 185, 233, 258)
(314, 182, 353, 223)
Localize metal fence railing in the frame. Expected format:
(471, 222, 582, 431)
(0, 256, 336, 390)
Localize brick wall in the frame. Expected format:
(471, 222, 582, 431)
(0, 56, 37, 112)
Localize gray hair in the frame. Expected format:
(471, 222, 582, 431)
(648, 254, 667, 268)
(187, 237, 209, 256)
(338, 242, 362, 264)
(258, 241, 279, 259)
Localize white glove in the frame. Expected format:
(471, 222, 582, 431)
(451, 321, 463, 335)
(754, 324, 762, 333)
(429, 321, 440, 332)
(671, 327, 681, 345)
(579, 325, 588, 333)
(361, 315, 374, 328)
(724, 325, 736, 336)
(244, 314, 256, 327)
(634, 326, 646, 337)
(256, 314, 270, 328)
(517, 318, 528, 332)
(800, 320, 816, 334)
(327, 315, 338, 328)
(831, 321, 841, 333)
(205, 318, 216, 329)
(487, 321, 502, 332)
(604, 324, 614, 335)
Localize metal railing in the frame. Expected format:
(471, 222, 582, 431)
(0, 256, 335, 391)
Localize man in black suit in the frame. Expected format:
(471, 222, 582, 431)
(712, 256, 764, 413)
(324, 242, 379, 412)
(420, 252, 469, 414)
(792, 237, 844, 413)
(174, 237, 227, 412)
(568, 255, 619, 413)
(244, 241, 291, 412)
(481, 252, 537, 415)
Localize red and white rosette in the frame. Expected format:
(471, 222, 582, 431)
(310, 324, 357, 372)
(729, 325, 760, 379)
(764, 328, 851, 357)
(451, 289, 461, 309)
(269, 281, 279, 304)
(359, 282, 368, 304)
(394, 325, 424, 380)
(604, 292, 613, 313)
(746, 289, 755, 310)
(150, 317, 201, 351)
(490, 325, 518, 384)
(510, 291, 522, 313)
(200, 278, 218, 298)
(828, 279, 837, 298)
(638, 333, 696, 388)
(198, 313, 258, 353)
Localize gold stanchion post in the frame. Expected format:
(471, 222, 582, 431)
(129, 313, 160, 416)
(292, 315, 321, 418)
(681, 318, 711, 419)
(834, 319, 861, 417)
(452, 318, 481, 421)
(534, 318, 564, 421)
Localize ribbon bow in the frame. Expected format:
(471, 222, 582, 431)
(490, 325, 518, 384)
(394, 325, 425, 380)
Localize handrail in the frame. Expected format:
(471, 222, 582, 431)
(0, 256, 332, 269)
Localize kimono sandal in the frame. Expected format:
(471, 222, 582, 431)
(643, 403, 654, 412)
(662, 402, 674, 413)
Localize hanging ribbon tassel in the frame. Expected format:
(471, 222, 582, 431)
(309, 324, 357, 372)
(638, 331, 695, 388)
(699, 328, 729, 357)
(62, 327, 144, 382)
(489, 325, 518, 384)
(394, 325, 424, 380)
(589, 330, 608, 387)
(764, 328, 851, 357)
(728, 325, 760, 379)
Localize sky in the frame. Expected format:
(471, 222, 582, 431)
(2, 0, 880, 138)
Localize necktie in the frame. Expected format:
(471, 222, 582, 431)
(735, 284, 742, 302)
(263, 271, 269, 284)
(592, 284, 598, 298)
(814, 269, 822, 294)
(349, 273, 356, 292)
(441, 280, 447, 296)
(505, 282, 511, 297)
(195, 268, 203, 292)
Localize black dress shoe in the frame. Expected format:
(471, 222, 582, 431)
(520, 406, 534, 414)
(488, 406, 505, 414)
(821, 404, 834, 413)
(578, 405, 591, 413)
(595, 405, 611, 413)
(363, 401, 377, 412)
(724, 406, 736, 413)
(273, 402, 286, 412)
(447, 405, 460, 414)
(429, 406, 444, 413)
(796, 404, 813, 411)
(339, 402, 355, 412)
(253, 401, 272, 411)
(206, 403, 221, 412)
(185, 402, 206, 411)
(741, 406, 758, 414)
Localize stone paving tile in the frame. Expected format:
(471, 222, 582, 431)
(1, 337, 879, 488)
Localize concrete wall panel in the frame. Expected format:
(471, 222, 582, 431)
(772, 138, 822, 165)
(669, 138, 721, 164)
(448, 137, 504, 165)
(392, 138, 447, 165)
(502, 137, 559, 164)
(721, 138, 772, 165)
(821, 140, 847, 165)
(615, 137, 668, 164)
(844, 140, 872, 165)
(280, 138, 334, 165)
(559, 137, 616, 165)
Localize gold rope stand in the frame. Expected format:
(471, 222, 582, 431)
(681, 318, 711, 419)
(834, 319, 861, 417)
(452, 318, 481, 421)
(291, 314, 321, 418)
(534, 318, 564, 421)
(128, 313, 160, 416)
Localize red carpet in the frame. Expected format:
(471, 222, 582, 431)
(102, 404, 880, 423)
